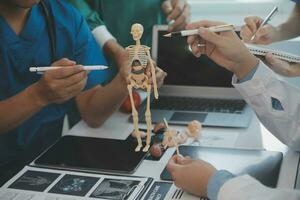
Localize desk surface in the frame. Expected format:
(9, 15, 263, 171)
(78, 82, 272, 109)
(66, 109, 300, 190)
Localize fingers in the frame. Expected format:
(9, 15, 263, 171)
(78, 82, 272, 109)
(169, 4, 190, 31)
(244, 16, 262, 33)
(65, 76, 87, 96)
(265, 52, 285, 67)
(186, 20, 225, 30)
(47, 65, 85, 79)
(198, 28, 223, 46)
(190, 37, 202, 58)
(265, 52, 293, 76)
(255, 24, 273, 39)
(240, 25, 255, 43)
(61, 71, 88, 87)
(167, 0, 186, 22)
(241, 16, 263, 42)
(51, 58, 76, 66)
(176, 155, 193, 165)
(166, 155, 181, 173)
(161, 0, 173, 15)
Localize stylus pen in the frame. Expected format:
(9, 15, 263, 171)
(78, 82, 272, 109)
(163, 24, 241, 37)
(29, 65, 108, 72)
(251, 6, 278, 41)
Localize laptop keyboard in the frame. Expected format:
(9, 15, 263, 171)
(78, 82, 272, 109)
(151, 96, 246, 114)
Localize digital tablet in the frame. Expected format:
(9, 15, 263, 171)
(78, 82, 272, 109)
(34, 136, 147, 174)
(161, 146, 283, 187)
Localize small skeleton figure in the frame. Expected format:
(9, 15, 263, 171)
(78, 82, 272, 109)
(185, 120, 202, 141)
(126, 23, 158, 152)
(162, 118, 180, 155)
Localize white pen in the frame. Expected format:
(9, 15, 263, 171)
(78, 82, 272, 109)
(163, 24, 241, 37)
(250, 6, 278, 41)
(29, 65, 108, 72)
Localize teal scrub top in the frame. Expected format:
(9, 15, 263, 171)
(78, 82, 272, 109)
(67, 0, 167, 47)
(0, 0, 112, 163)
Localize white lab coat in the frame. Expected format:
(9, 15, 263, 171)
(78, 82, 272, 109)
(217, 61, 300, 199)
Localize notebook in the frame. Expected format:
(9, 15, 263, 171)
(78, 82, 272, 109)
(135, 25, 253, 128)
(246, 43, 300, 63)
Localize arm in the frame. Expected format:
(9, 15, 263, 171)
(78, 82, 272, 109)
(167, 155, 300, 200)
(233, 61, 300, 150)
(0, 85, 44, 134)
(67, 0, 128, 72)
(76, 73, 128, 128)
(186, 20, 300, 150)
(0, 59, 87, 134)
(275, 3, 300, 42)
(218, 175, 300, 200)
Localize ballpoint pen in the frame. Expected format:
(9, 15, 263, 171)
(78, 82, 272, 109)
(163, 24, 242, 38)
(29, 65, 108, 72)
(250, 6, 278, 41)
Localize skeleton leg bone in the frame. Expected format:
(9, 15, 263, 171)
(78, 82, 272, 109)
(127, 83, 142, 152)
(143, 84, 152, 152)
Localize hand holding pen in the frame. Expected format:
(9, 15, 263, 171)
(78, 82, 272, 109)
(240, 6, 279, 44)
(30, 58, 89, 106)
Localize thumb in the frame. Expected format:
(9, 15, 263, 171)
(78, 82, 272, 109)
(265, 52, 284, 67)
(52, 58, 76, 66)
(198, 28, 223, 46)
(162, 0, 173, 15)
(256, 25, 272, 38)
(176, 156, 193, 165)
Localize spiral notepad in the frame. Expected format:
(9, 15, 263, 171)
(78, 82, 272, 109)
(245, 43, 300, 63)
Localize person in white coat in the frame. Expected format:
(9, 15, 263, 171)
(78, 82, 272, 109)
(166, 19, 300, 200)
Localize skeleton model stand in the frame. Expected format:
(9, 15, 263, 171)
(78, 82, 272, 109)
(126, 23, 159, 152)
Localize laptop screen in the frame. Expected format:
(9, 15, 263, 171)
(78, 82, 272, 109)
(155, 29, 233, 88)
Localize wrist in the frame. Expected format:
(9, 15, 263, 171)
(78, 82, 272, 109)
(116, 73, 129, 96)
(27, 82, 49, 108)
(232, 54, 259, 80)
(272, 25, 283, 43)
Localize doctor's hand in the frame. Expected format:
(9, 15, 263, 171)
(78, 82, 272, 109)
(167, 155, 216, 197)
(264, 52, 300, 77)
(240, 16, 278, 44)
(186, 20, 259, 80)
(32, 58, 87, 106)
(162, 0, 190, 32)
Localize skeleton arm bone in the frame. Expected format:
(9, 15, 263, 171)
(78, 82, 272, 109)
(146, 48, 159, 99)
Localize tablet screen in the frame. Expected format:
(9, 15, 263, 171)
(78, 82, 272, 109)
(34, 136, 147, 174)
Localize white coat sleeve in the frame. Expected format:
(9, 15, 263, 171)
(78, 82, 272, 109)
(233, 60, 300, 151)
(218, 175, 300, 200)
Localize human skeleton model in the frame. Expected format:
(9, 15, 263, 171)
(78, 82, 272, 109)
(126, 23, 159, 152)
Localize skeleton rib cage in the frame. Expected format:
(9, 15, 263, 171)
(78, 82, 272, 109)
(126, 45, 150, 67)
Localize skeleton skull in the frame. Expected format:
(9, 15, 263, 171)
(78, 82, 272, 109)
(131, 23, 144, 41)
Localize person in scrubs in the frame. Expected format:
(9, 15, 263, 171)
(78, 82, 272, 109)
(0, 0, 166, 185)
(66, 0, 189, 74)
(240, 0, 300, 77)
(166, 20, 300, 200)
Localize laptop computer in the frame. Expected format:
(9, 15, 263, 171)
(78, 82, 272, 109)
(137, 25, 253, 128)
